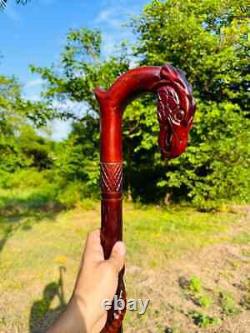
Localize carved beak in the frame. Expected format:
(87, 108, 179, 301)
(168, 124, 189, 158)
(158, 120, 190, 160)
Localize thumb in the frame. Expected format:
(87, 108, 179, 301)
(108, 241, 126, 273)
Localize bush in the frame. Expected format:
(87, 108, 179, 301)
(57, 182, 98, 209)
(1, 168, 53, 190)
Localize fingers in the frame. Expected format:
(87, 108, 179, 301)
(107, 241, 126, 273)
(84, 229, 104, 262)
(83, 230, 126, 273)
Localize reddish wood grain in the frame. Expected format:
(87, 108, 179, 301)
(94, 64, 195, 333)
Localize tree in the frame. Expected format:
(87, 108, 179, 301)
(31, 28, 167, 202)
(32, 1, 250, 206)
(0, 75, 54, 172)
(132, 0, 250, 206)
(0, 0, 29, 10)
(31, 28, 131, 196)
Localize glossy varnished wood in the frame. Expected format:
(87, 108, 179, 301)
(94, 64, 195, 332)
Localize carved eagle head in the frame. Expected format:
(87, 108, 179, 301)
(156, 64, 196, 159)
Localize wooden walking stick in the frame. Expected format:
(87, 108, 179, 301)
(94, 64, 196, 332)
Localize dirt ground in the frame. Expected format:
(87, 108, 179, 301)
(0, 205, 249, 333)
(124, 206, 250, 332)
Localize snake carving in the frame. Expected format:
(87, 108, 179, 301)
(94, 64, 195, 332)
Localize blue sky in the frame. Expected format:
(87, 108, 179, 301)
(0, 0, 148, 99)
(0, 0, 148, 139)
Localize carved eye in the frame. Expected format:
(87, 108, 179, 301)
(176, 109, 185, 121)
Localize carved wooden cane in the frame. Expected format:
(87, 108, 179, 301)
(94, 64, 196, 332)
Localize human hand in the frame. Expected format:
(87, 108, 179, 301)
(47, 229, 126, 333)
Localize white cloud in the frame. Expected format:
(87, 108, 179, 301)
(95, 8, 123, 29)
(25, 78, 44, 89)
(50, 119, 72, 141)
(94, 0, 144, 59)
(101, 32, 117, 56)
(25, 94, 40, 101)
(52, 99, 88, 118)
(49, 99, 88, 141)
(4, 2, 21, 22)
(23, 78, 44, 101)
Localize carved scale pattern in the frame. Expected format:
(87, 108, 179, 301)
(100, 162, 123, 193)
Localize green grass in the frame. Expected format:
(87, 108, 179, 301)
(124, 203, 238, 268)
(179, 275, 213, 309)
(189, 311, 221, 328)
(0, 187, 247, 332)
(232, 231, 250, 245)
(219, 291, 241, 316)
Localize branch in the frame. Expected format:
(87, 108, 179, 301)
(0, 0, 29, 10)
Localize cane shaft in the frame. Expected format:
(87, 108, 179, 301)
(100, 169, 126, 332)
(99, 102, 125, 332)
(95, 64, 196, 332)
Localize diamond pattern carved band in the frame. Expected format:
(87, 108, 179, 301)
(100, 162, 123, 193)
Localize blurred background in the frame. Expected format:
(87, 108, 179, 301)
(0, 1, 249, 332)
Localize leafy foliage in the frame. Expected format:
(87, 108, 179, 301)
(219, 291, 240, 316)
(132, 0, 250, 205)
(1, 0, 249, 207)
(30, 28, 130, 197)
(189, 310, 221, 328)
(0, 75, 55, 172)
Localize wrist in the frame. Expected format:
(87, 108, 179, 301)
(71, 293, 95, 332)
(47, 295, 89, 333)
